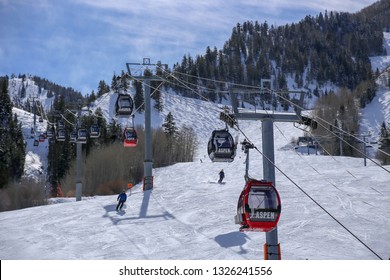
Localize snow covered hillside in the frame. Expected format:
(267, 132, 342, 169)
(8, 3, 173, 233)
(13, 107, 49, 181)
(8, 77, 54, 182)
(362, 32, 390, 140)
(1, 86, 390, 260)
(2, 32, 390, 261)
(7, 76, 55, 113)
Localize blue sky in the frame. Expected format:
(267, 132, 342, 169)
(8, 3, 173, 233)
(0, 0, 376, 94)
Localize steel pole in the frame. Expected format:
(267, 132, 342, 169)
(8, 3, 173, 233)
(33, 98, 36, 130)
(76, 142, 82, 201)
(143, 78, 153, 190)
(75, 107, 83, 201)
(262, 119, 279, 260)
(363, 136, 367, 167)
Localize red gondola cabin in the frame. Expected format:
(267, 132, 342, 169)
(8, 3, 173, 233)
(123, 127, 138, 147)
(39, 134, 45, 142)
(235, 179, 281, 232)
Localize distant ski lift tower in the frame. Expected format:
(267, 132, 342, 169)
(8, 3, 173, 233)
(227, 79, 316, 260)
(125, 58, 167, 191)
(29, 94, 38, 133)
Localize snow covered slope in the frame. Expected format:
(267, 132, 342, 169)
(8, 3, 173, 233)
(1, 90, 389, 260)
(13, 108, 48, 181)
(362, 32, 390, 140)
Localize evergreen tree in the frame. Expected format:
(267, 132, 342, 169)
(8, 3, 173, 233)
(0, 77, 11, 187)
(9, 114, 26, 181)
(107, 119, 122, 143)
(133, 80, 144, 112)
(46, 90, 54, 98)
(162, 112, 178, 138)
(97, 80, 109, 97)
(20, 83, 26, 99)
(120, 70, 130, 91)
(53, 94, 66, 112)
(152, 84, 163, 112)
(0, 77, 26, 187)
(32, 75, 83, 102)
(46, 93, 75, 186)
(377, 121, 390, 165)
(152, 64, 164, 112)
(379, 122, 390, 147)
(93, 107, 109, 145)
(87, 90, 97, 104)
(111, 74, 119, 90)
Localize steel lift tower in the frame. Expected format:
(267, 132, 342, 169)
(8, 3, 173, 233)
(125, 58, 167, 191)
(226, 79, 316, 260)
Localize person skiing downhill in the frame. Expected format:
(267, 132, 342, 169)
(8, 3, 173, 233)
(218, 169, 225, 184)
(116, 190, 127, 211)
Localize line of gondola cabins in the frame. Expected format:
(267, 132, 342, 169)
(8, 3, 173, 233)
(32, 91, 281, 232)
(31, 93, 138, 148)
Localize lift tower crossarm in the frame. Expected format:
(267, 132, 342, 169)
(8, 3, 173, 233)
(229, 87, 306, 122)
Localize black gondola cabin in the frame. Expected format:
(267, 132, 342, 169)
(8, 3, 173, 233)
(70, 131, 77, 143)
(207, 129, 236, 162)
(57, 120, 65, 130)
(57, 129, 66, 141)
(235, 179, 281, 232)
(46, 128, 54, 138)
(89, 124, 100, 138)
(77, 128, 88, 144)
(115, 94, 134, 117)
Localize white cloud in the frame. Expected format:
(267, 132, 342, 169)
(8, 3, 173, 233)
(1, 0, 379, 92)
(239, 0, 374, 13)
(76, 0, 377, 55)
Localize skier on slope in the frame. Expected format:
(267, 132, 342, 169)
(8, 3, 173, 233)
(218, 169, 225, 184)
(116, 190, 127, 211)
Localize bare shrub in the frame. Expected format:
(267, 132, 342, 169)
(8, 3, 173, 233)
(0, 178, 47, 212)
(97, 179, 127, 195)
(313, 88, 361, 157)
(175, 125, 197, 162)
(61, 125, 197, 197)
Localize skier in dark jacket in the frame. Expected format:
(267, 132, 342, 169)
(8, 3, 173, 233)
(116, 190, 127, 211)
(218, 169, 225, 184)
